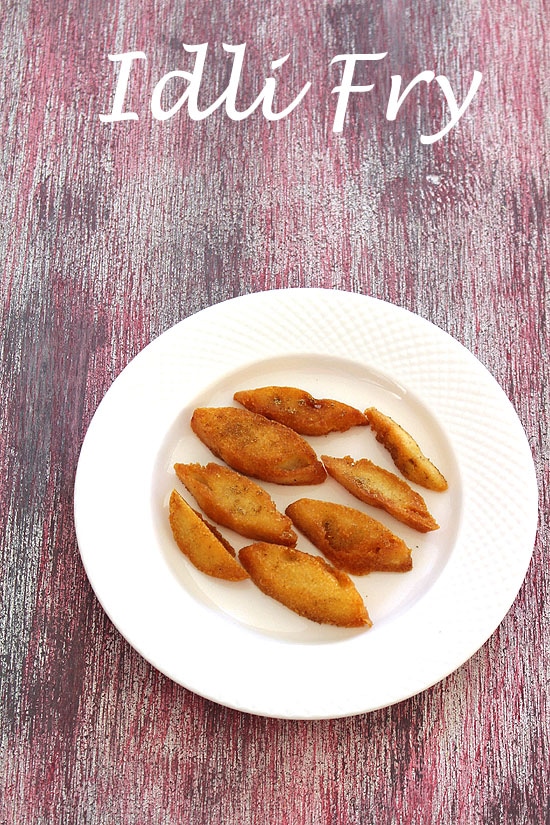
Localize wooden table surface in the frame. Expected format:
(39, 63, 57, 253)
(1, 0, 548, 822)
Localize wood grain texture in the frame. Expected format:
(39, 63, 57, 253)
(1, 0, 548, 823)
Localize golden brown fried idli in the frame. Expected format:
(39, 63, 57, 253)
(286, 498, 412, 574)
(169, 489, 248, 581)
(365, 407, 448, 491)
(174, 462, 297, 546)
(238, 542, 371, 628)
(321, 455, 439, 533)
(233, 386, 367, 435)
(191, 406, 326, 485)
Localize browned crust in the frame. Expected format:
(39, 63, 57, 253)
(321, 455, 439, 533)
(190, 406, 326, 485)
(238, 542, 371, 628)
(168, 489, 248, 581)
(192, 507, 237, 556)
(286, 498, 413, 574)
(233, 386, 367, 435)
(365, 407, 448, 491)
(174, 462, 297, 546)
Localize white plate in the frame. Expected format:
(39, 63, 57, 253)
(74, 289, 538, 719)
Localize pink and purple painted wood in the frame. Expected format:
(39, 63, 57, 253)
(1, 0, 547, 822)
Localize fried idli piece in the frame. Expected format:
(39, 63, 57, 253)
(238, 542, 371, 628)
(174, 462, 297, 546)
(233, 386, 367, 436)
(169, 489, 248, 581)
(365, 407, 448, 492)
(286, 498, 412, 574)
(191, 407, 326, 485)
(195, 510, 238, 556)
(321, 455, 439, 533)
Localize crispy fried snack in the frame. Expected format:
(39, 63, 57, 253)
(191, 407, 326, 485)
(365, 407, 448, 491)
(286, 498, 412, 574)
(238, 542, 371, 628)
(174, 462, 297, 546)
(169, 489, 248, 581)
(321, 455, 439, 532)
(233, 386, 367, 435)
